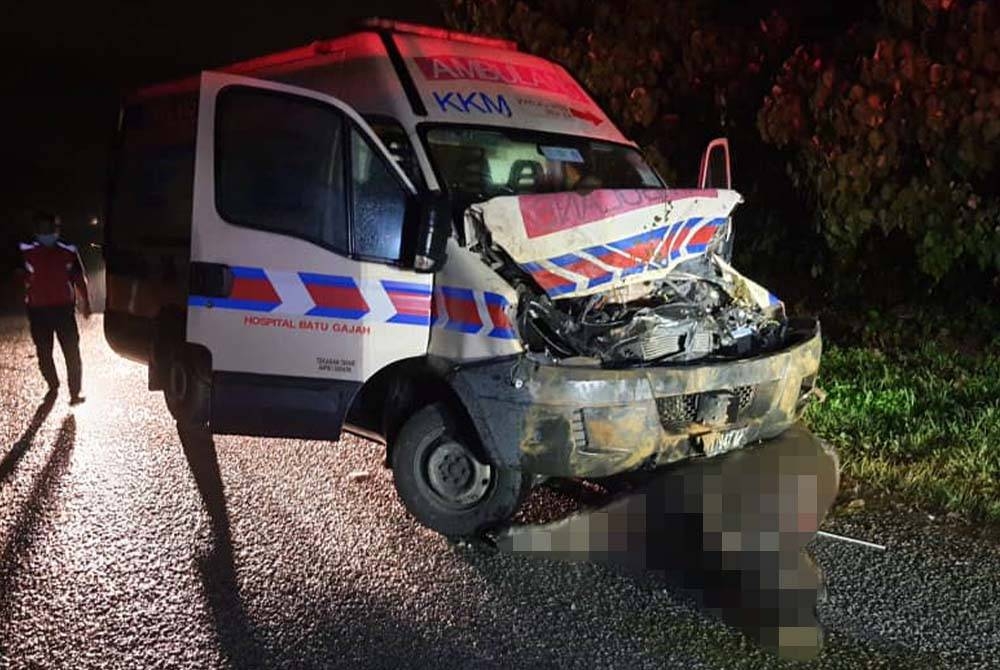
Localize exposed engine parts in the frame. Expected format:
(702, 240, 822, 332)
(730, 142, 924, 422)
(464, 192, 788, 367)
(516, 258, 787, 366)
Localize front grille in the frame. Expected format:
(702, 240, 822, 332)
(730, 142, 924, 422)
(656, 385, 759, 429)
(656, 394, 699, 425)
(735, 385, 756, 412)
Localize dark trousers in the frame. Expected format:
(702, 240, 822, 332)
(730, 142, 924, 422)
(27, 305, 82, 396)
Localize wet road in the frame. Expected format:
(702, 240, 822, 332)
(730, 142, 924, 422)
(1, 314, 998, 669)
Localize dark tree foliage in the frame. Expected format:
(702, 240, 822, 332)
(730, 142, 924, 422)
(760, 0, 1000, 281)
(445, 0, 1000, 301)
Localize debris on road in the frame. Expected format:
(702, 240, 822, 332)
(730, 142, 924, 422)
(815, 531, 886, 551)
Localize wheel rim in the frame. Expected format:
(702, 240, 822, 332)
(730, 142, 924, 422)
(423, 438, 492, 509)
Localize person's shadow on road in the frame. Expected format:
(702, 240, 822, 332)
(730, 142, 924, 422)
(177, 423, 273, 669)
(0, 393, 57, 487)
(0, 413, 75, 618)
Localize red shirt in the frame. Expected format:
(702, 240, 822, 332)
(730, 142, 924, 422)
(19, 239, 88, 308)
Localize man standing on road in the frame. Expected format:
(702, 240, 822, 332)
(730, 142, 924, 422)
(18, 212, 92, 404)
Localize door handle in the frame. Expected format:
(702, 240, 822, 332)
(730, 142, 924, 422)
(190, 262, 234, 298)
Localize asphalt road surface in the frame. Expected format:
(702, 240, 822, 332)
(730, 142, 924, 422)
(1, 313, 998, 669)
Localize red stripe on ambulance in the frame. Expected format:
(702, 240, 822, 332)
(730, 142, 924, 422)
(230, 277, 280, 304)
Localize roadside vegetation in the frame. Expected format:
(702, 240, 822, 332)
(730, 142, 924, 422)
(807, 340, 1000, 522)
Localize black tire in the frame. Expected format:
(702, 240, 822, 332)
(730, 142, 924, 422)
(391, 402, 526, 538)
(163, 345, 211, 427)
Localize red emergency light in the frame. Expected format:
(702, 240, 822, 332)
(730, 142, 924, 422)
(362, 18, 519, 51)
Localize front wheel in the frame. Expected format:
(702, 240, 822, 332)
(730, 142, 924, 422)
(391, 403, 526, 538)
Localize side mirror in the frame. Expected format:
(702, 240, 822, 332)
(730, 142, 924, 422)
(412, 193, 450, 273)
(698, 138, 732, 190)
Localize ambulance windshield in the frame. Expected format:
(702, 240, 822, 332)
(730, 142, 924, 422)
(425, 127, 663, 200)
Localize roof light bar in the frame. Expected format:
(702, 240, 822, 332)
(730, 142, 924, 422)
(361, 18, 518, 51)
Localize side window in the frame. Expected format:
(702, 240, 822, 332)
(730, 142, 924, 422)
(350, 129, 407, 262)
(216, 87, 347, 252)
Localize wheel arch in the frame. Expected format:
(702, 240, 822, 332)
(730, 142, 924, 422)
(345, 356, 516, 468)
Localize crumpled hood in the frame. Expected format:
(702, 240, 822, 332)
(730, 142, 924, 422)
(468, 188, 743, 298)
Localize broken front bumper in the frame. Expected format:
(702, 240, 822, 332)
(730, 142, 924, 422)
(449, 318, 821, 477)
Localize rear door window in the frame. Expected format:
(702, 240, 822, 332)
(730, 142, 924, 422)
(110, 98, 197, 247)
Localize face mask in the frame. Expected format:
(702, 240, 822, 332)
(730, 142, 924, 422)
(36, 233, 58, 247)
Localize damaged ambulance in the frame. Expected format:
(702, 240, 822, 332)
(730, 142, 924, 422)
(104, 19, 831, 539)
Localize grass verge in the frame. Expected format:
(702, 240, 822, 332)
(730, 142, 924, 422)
(805, 342, 1000, 523)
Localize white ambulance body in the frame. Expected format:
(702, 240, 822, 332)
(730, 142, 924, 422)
(105, 20, 822, 537)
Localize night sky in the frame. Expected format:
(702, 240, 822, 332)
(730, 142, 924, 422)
(0, 1, 442, 246)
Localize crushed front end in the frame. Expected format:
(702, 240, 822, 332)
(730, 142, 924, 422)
(452, 188, 824, 478)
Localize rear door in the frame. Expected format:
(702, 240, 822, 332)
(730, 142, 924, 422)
(188, 72, 433, 389)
